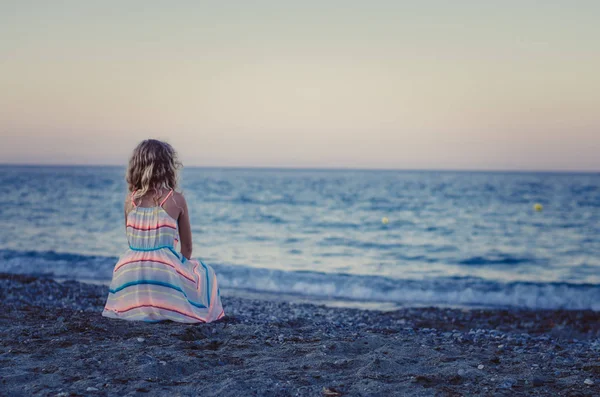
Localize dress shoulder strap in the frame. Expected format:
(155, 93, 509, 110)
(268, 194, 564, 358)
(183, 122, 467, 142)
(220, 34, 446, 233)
(159, 189, 174, 207)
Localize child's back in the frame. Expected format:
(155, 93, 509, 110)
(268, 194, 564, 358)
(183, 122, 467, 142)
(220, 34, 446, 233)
(102, 140, 224, 323)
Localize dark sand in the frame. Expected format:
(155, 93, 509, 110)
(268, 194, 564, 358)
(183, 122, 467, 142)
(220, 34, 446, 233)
(1, 273, 599, 396)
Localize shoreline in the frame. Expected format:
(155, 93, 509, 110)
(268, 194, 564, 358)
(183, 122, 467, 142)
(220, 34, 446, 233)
(1, 273, 599, 396)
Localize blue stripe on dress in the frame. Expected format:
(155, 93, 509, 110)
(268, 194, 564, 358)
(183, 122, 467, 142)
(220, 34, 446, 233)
(199, 260, 211, 306)
(129, 245, 175, 252)
(109, 280, 207, 308)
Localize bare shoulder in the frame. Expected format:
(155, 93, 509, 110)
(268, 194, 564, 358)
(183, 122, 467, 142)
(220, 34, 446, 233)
(164, 190, 188, 220)
(172, 190, 185, 201)
(172, 191, 188, 209)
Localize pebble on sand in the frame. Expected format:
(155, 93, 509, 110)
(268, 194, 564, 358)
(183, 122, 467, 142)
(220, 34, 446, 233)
(477, 364, 484, 370)
(322, 387, 342, 396)
(2, 275, 600, 397)
(532, 377, 545, 387)
(499, 378, 516, 389)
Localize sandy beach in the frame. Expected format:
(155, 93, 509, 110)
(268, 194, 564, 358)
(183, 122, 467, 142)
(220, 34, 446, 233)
(1, 273, 598, 396)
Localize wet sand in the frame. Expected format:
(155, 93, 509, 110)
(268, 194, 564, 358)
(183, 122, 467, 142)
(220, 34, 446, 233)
(0, 273, 599, 396)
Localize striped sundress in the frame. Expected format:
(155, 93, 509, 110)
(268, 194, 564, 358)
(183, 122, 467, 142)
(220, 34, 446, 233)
(102, 190, 224, 323)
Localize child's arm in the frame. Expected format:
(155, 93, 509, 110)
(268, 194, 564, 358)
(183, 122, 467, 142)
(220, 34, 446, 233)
(175, 193, 193, 260)
(124, 196, 132, 229)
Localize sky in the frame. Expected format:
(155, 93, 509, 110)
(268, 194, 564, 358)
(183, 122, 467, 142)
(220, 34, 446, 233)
(0, 1, 599, 171)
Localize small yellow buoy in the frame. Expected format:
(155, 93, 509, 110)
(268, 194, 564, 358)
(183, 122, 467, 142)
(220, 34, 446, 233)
(382, 217, 389, 225)
(534, 203, 543, 212)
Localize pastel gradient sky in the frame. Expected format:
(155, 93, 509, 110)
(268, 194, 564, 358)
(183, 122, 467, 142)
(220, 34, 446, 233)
(1, 1, 599, 170)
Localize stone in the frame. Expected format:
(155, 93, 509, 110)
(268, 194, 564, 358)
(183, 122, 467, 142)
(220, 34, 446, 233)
(532, 377, 545, 387)
(584, 378, 594, 385)
(137, 337, 145, 343)
(498, 378, 516, 389)
(477, 364, 484, 370)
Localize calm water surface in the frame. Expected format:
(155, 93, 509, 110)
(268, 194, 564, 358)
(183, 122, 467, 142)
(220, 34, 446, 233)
(1, 166, 599, 310)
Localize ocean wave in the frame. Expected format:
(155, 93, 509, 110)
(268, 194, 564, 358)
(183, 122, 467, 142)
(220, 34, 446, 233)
(319, 237, 401, 250)
(217, 266, 600, 311)
(1, 249, 599, 311)
(0, 249, 118, 280)
(458, 254, 540, 266)
(313, 222, 362, 230)
(232, 194, 316, 207)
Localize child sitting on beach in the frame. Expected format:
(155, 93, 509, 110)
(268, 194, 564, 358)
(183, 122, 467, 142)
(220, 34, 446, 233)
(102, 139, 224, 323)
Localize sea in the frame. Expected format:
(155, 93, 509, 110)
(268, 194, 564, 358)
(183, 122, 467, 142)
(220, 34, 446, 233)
(1, 165, 599, 311)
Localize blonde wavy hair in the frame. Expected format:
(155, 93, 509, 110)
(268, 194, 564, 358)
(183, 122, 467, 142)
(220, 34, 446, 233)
(126, 139, 182, 205)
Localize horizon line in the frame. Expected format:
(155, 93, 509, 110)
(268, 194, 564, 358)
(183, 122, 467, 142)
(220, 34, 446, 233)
(0, 162, 598, 174)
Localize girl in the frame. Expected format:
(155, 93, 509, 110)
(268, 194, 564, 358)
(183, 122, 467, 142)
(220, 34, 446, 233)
(103, 139, 224, 323)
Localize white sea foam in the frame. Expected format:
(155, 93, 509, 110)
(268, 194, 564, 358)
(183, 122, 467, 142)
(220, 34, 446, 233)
(1, 249, 598, 311)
